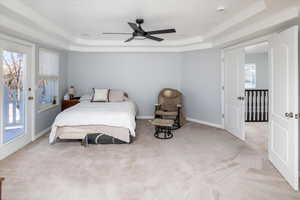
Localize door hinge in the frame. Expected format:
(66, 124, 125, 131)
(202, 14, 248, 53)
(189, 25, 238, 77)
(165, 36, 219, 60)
(222, 86, 224, 90)
(222, 114, 224, 118)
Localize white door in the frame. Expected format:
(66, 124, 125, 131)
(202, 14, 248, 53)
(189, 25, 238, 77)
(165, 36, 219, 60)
(269, 26, 299, 191)
(224, 48, 245, 140)
(0, 39, 34, 160)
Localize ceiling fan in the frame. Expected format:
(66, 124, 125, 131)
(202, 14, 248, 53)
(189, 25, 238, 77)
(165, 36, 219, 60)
(103, 19, 176, 42)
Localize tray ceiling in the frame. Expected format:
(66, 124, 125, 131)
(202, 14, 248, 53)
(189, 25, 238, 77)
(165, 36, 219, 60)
(0, 0, 299, 51)
(19, 0, 261, 40)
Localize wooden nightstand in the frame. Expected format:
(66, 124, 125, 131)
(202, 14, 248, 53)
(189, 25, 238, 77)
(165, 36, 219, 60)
(62, 99, 80, 111)
(0, 177, 4, 200)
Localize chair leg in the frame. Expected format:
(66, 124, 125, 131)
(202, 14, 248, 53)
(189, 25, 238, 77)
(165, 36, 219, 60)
(172, 115, 181, 130)
(177, 115, 181, 128)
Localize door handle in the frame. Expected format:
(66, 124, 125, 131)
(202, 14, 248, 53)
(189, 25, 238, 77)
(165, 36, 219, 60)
(28, 96, 34, 100)
(285, 112, 294, 118)
(237, 96, 244, 101)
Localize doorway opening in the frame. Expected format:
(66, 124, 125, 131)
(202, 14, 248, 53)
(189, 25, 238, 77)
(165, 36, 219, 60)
(223, 26, 299, 190)
(244, 42, 270, 153)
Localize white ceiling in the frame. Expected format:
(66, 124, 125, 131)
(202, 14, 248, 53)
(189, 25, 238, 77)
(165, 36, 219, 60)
(0, 0, 299, 51)
(19, 0, 262, 40)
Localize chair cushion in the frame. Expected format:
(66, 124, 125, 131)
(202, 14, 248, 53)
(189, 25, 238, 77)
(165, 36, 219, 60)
(155, 110, 178, 116)
(150, 119, 174, 127)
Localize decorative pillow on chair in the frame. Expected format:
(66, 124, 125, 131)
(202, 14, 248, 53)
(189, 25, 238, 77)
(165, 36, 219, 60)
(91, 88, 109, 102)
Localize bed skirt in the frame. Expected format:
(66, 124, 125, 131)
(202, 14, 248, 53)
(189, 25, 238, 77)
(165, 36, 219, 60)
(53, 125, 131, 144)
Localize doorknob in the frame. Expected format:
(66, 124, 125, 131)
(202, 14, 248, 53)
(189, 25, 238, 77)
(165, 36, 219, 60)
(28, 96, 34, 100)
(237, 96, 244, 101)
(285, 112, 294, 118)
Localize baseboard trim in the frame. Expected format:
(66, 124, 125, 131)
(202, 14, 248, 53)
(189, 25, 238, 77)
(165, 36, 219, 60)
(33, 126, 51, 141)
(136, 116, 223, 129)
(186, 117, 223, 129)
(136, 116, 154, 119)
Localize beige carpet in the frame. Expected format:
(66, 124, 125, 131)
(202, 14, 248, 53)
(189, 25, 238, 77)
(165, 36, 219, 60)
(0, 120, 299, 200)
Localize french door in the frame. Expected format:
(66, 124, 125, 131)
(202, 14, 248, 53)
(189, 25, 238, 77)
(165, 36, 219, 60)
(269, 26, 299, 191)
(0, 39, 34, 160)
(224, 48, 246, 140)
(223, 26, 299, 190)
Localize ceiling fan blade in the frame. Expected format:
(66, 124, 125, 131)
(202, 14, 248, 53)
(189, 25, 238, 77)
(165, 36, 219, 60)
(147, 29, 176, 35)
(128, 22, 141, 32)
(103, 32, 132, 35)
(124, 36, 135, 42)
(144, 34, 164, 42)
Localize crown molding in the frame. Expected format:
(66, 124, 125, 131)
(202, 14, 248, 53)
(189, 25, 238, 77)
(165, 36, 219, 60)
(68, 42, 212, 52)
(74, 35, 204, 47)
(0, 13, 69, 49)
(0, 0, 73, 40)
(213, 7, 299, 48)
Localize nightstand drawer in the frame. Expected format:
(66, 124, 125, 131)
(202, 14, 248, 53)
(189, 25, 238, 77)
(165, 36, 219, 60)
(62, 99, 80, 111)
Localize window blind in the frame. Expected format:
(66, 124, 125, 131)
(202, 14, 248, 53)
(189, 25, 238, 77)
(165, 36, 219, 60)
(39, 49, 59, 79)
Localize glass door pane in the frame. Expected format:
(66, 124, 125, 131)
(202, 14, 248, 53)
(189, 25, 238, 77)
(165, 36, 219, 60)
(2, 50, 26, 143)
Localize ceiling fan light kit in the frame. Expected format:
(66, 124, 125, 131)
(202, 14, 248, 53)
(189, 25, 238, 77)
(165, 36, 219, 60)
(103, 18, 176, 43)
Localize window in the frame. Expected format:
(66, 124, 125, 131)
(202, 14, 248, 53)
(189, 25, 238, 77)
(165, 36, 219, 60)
(245, 64, 256, 89)
(38, 48, 59, 110)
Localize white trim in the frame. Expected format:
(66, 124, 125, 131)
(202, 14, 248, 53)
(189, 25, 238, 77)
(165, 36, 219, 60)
(0, 35, 36, 160)
(222, 34, 273, 51)
(137, 115, 223, 129)
(221, 35, 273, 134)
(30, 45, 36, 142)
(0, 32, 35, 47)
(68, 43, 213, 53)
(38, 104, 60, 113)
(136, 116, 154, 120)
(33, 126, 51, 141)
(186, 118, 223, 129)
(220, 50, 225, 129)
(214, 7, 299, 48)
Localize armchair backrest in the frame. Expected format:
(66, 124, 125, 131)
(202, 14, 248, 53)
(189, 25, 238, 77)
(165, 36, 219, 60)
(158, 88, 182, 111)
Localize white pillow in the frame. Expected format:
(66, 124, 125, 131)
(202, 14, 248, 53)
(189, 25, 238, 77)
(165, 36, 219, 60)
(80, 94, 91, 102)
(91, 89, 109, 102)
(109, 90, 126, 102)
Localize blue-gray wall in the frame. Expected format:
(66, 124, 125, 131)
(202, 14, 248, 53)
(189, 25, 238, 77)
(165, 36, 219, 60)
(67, 49, 223, 125)
(181, 49, 222, 125)
(67, 52, 183, 116)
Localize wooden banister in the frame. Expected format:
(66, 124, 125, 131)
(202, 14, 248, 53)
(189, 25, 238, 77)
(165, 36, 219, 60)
(245, 89, 269, 122)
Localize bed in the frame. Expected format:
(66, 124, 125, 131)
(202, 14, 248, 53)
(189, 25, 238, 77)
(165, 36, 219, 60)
(49, 97, 137, 144)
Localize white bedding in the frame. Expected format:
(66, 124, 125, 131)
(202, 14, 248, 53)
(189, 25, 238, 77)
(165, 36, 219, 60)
(49, 100, 137, 144)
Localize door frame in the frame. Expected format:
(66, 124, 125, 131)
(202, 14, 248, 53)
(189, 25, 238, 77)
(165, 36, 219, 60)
(221, 34, 273, 129)
(0, 33, 36, 160)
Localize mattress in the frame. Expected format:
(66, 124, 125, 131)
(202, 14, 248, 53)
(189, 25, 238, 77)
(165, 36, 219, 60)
(49, 100, 137, 144)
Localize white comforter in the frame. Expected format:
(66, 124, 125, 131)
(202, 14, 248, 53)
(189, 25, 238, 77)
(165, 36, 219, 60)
(49, 101, 137, 144)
